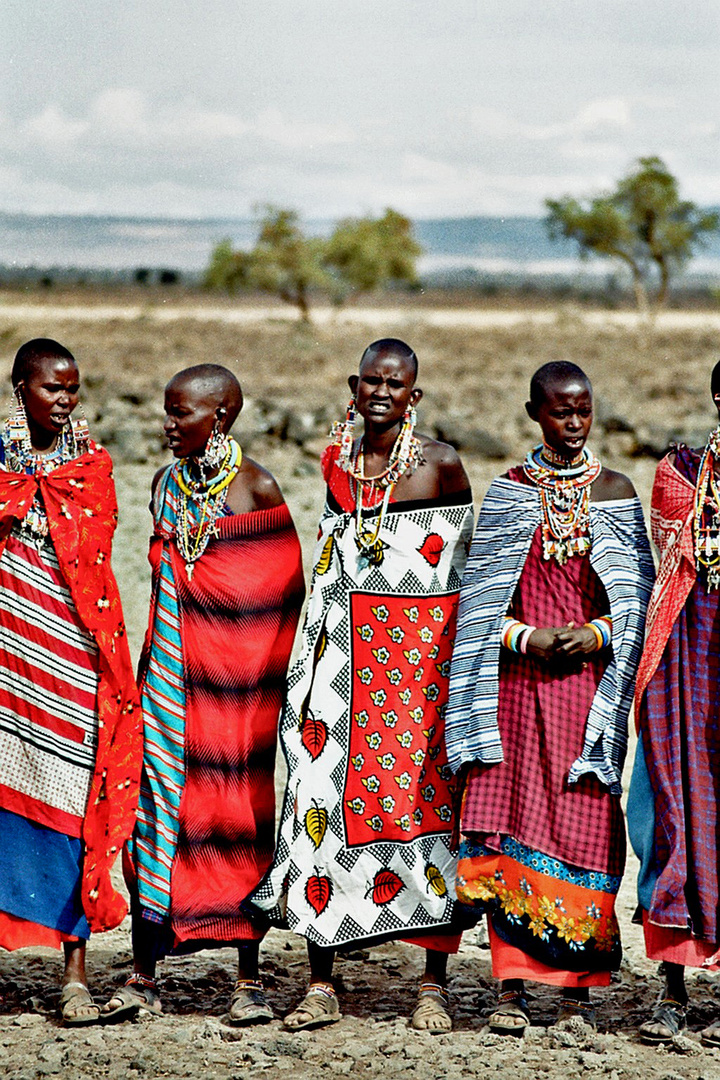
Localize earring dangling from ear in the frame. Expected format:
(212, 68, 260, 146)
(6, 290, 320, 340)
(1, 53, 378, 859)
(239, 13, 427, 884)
(200, 418, 230, 473)
(68, 402, 90, 455)
(5, 388, 33, 454)
(332, 397, 357, 472)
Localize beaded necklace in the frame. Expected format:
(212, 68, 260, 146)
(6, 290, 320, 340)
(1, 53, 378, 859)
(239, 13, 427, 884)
(693, 427, 720, 590)
(330, 403, 423, 565)
(331, 403, 423, 489)
(175, 437, 242, 580)
(523, 443, 601, 564)
(354, 454, 395, 566)
(2, 411, 90, 545)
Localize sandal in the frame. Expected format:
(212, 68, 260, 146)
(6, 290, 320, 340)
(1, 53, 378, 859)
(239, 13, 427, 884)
(59, 981, 100, 1026)
(227, 979, 273, 1026)
(410, 982, 452, 1034)
(283, 983, 342, 1031)
(488, 989, 530, 1036)
(638, 998, 686, 1044)
(555, 997, 597, 1032)
(700, 1017, 720, 1047)
(101, 975, 162, 1022)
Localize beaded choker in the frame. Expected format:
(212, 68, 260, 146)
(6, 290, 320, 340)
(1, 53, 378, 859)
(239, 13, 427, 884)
(523, 443, 601, 564)
(693, 427, 720, 590)
(175, 437, 242, 580)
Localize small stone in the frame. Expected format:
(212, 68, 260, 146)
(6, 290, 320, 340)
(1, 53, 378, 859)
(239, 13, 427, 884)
(670, 1032, 702, 1054)
(12, 1013, 45, 1028)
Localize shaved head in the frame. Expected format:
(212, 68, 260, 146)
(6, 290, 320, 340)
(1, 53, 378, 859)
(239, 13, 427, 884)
(711, 359, 720, 399)
(529, 361, 591, 407)
(166, 364, 243, 428)
(359, 338, 418, 382)
(12, 338, 76, 387)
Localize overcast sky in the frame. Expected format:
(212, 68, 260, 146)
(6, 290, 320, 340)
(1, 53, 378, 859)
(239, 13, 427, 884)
(1, 0, 717, 219)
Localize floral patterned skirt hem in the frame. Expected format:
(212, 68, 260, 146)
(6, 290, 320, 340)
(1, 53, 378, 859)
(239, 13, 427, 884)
(457, 835, 621, 974)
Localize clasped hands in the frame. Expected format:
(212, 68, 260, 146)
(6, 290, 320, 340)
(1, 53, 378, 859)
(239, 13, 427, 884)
(526, 621, 598, 668)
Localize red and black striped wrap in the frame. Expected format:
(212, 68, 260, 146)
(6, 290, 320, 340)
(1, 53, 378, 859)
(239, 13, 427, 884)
(139, 501, 304, 945)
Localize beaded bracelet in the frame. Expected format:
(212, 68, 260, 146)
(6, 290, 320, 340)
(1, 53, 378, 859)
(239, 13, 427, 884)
(501, 617, 537, 654)
(584, 615, 612, 650)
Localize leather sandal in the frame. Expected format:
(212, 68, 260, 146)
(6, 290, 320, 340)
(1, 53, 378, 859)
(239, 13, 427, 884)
(555, 997, 597, 1031)
(101, 975, 162, 1022)
(59, 981, 100, 1026)
(700, 1018, 720, 1047)
(638, 998, 686, 1044)
(488, 989, 530, 1035)
(227, 979, 273, 1025)
(410, 982, 451, 1034)
(283, 984, 342, 1031)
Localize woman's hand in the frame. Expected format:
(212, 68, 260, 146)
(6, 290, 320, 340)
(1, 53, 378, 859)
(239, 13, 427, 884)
(526, 622, 597, 666)
(525, 627, 561, 662)
(553, 622, 599, 657)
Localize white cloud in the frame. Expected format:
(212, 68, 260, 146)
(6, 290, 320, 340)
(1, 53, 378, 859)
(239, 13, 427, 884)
(254, 107, 354, 149)
(24, 105, 87, 146)
(469, 98, 632, 143)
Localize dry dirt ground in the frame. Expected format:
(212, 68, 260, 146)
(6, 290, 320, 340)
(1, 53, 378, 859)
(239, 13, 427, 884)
(0, 296, 719, 1079)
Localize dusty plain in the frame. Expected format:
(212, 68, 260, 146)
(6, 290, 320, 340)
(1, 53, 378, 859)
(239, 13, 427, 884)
(0, 292, 718, 1080)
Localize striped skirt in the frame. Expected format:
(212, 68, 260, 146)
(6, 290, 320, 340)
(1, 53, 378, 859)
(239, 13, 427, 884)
(0, 530, 100, 943)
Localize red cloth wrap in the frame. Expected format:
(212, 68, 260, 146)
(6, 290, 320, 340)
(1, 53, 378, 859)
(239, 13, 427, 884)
(140, 503, 305, 944)
(634, 453, 696, 715)
(0, 445, 141, 933)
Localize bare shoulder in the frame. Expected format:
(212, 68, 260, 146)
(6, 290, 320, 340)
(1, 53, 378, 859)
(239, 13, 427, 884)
(417, 433, 461, 467)
(416, 433, 470, 495)
(226, 454, 286, 514)
(592, 466, 636, 502)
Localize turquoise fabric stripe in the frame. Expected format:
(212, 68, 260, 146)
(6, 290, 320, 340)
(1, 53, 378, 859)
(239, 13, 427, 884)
(134, 469, 187, 917)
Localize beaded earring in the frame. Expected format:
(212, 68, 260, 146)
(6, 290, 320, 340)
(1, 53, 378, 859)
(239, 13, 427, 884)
(5, 388, 32, 452)
(330, 397, 358, 472)
(199, 419, 230, 473)
(71, 403, 90, 449)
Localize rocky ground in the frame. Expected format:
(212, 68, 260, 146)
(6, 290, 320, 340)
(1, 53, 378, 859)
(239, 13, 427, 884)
(0, 296, 719, 1079)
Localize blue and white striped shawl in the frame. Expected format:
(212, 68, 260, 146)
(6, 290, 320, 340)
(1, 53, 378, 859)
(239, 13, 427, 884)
(445, 477, 655, 794)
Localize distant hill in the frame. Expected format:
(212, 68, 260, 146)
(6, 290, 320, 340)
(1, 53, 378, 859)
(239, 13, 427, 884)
(0, 211, 718, 284)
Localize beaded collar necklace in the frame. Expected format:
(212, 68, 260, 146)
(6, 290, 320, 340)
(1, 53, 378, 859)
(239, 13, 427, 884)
(523, 442, 601, 564)
(175, 437, 242, 580)
(693, 427, 720, 590)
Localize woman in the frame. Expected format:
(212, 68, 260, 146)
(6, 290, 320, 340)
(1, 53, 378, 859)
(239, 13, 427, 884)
(628, 359, 720, 1045)
(0, 338, 140, 1024)
(103, 364, 304, 1023)
(445, 362, 654, 1032)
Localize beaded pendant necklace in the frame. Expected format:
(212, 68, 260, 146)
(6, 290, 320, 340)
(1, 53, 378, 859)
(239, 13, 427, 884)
(354, 455, 396, 566)
(175, 437, 242, 580)
(523, 443, 601, 565)
(329, 404, 423, 565)
(693, 427, 720, 590)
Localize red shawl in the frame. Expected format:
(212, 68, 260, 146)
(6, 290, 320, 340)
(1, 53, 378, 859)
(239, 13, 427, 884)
(141, 502, 305, 944)
(634, 453, 696, 714)
(0, 444, 141, 932)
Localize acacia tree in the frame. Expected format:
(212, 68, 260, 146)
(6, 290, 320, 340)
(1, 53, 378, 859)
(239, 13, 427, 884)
(545, 157, 719, 310)
(204, 206, 423, 319)
(248, 207, 332, 321)
(324, 208, 423, 301)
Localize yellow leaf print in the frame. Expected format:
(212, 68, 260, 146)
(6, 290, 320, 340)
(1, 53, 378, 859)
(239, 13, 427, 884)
(315, 624, 328, 663)
(425, 864, 448, 897)
(315, 535, 334, 576)
(305, 802, 328, 849)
